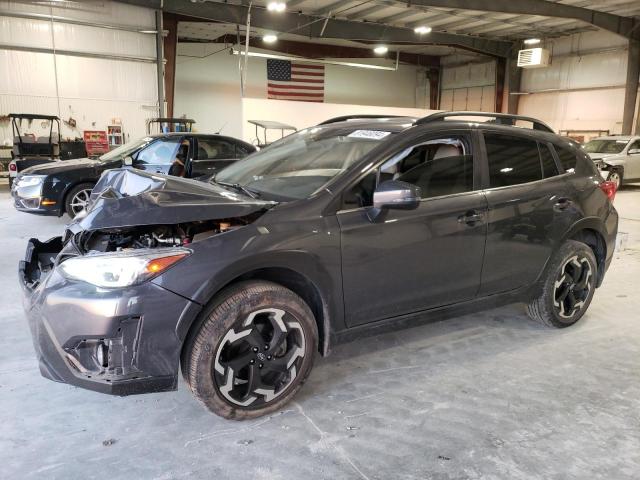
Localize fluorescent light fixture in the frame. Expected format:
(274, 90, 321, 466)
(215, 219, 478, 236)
(524, 38, 541, 45)
(263, 34, 278, 43)
(267, 1, 287, 12)
(373, 45, 388, 55)
(414, 26, 432, 35)
(231, 49, 398, 71)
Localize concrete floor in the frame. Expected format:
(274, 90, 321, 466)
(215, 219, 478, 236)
(1, 185, 639, 480)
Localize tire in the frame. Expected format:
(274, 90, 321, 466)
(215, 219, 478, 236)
(608, 169, 623, 189)
(8, 177, 13, 189)
(64, 183, 94, 218)
(185, 280, 318, 420)
(527, 240, 598, 328)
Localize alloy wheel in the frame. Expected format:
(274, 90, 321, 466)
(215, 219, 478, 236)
(213, 308, 306, 407)
(608, 171, 621, 189)
(69, 189, 92, 216)
(553, 255, 593, 319)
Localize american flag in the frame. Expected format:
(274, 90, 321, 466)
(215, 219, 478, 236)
(267, 59, 325, 102)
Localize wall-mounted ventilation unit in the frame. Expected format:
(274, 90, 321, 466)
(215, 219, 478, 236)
(517, 48, 551, 68)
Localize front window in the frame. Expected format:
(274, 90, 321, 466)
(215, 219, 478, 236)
(583, 139, 628, 154)
(214, 126, 394, 201)
(99, 136, 155, 161)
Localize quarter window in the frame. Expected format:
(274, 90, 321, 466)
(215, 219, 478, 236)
(555, 145, 578, 173)
(485, 133, 542, 187)
(539, 143, 559, 178)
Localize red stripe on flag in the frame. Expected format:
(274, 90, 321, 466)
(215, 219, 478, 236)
(289, 77, 324, 83)
(291, 63, 324, 70)
(267, 83, 324, 91)
(291, 70, 324, 77)
(267, 90, 324, 98)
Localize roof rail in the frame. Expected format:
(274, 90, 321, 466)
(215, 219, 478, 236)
(415, 111, 554, 133)
(318, 114, 408, 126)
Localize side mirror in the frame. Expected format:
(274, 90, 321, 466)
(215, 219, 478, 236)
(373, 180, 421, 210)
(123, 156, 133, 166)
(628, 148, 640, 155)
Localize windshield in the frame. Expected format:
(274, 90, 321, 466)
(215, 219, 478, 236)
(583, 139, 628, 154)
(99, 136, 155, 161)
(214, 126, 394, 201)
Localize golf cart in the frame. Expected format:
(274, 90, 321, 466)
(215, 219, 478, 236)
(247, 120, 297, 148)
(146, 117, 195, 135)
(7, 114, 62, 188)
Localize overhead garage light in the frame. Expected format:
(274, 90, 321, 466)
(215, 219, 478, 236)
(263, 34, 278, 44)
(524, 38, 541, 45)
(414, 26, 432, 35)
(267, 1, 287, 12)
(373, 45, 389, 55)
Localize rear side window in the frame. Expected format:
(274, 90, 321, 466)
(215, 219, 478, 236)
(539, 143, 559, 178)
(555, 145, 578, 173)
(485, 133, 542, 187)
(197, 138, 236, 159)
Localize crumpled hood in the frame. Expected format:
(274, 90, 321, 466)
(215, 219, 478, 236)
(70, 168, 276, 231)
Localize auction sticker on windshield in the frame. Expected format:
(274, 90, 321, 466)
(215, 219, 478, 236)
(348, 130, 392, 140)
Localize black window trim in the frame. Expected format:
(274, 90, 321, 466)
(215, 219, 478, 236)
(194, 136, 238, 161)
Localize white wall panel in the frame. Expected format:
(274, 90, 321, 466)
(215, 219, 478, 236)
(0, 0, 158, 143)
(441, 60, 496, 112)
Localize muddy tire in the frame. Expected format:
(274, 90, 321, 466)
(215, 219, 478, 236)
(185, 280, 318, 420)
(64, 183, 94, 218)
(526, 240, 598, 328)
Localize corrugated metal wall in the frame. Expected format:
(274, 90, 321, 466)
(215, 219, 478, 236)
(440, 61, 496, 112)
(0, 0, 158, 145)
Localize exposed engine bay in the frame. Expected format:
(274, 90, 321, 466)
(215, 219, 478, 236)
(69, 214, 263, 254)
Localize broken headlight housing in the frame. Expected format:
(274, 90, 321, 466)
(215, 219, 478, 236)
(59, 248, 191, 288)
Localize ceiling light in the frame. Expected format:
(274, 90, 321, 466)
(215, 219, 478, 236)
(414, 26, 432, 35)
(373, 45, 388, 55)
(267, 1, 286, 12)
(524, 38, 541, 45)
(263, 34, 278, 44)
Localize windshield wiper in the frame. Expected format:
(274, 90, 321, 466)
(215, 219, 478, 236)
(214, 180, 260, 199)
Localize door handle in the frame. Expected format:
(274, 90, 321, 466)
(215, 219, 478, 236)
(553, 198, 573, 212)
(458, 210, 483, 226)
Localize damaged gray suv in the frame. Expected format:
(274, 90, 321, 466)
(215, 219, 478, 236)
(20, 112, 618, 419)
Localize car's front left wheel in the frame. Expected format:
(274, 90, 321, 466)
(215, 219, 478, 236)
(185, 280, 318, 420)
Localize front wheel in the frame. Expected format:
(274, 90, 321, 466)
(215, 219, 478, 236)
(607, 169, 622, 190)
(185, 280, 318, 420)
(64, 183, 94, 218)
(527, 240, 598, 328)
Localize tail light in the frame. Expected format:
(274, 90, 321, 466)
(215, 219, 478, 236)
(599, 181, 617, 202)
(9, 163, 17, 171)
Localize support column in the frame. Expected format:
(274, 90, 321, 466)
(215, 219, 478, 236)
(622, 39, 640, 135)
(427, 68, 440, 110)
(505, 56, 522, 114)
(495, 57, 506, 113)
(155, 10, 165, 118)
(163, 13, 178, 119)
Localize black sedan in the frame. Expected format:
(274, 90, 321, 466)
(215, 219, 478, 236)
(11, 132, 256, 218)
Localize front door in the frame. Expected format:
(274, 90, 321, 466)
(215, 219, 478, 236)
(134, 136, 185, 175)
(625, 139, 640, 179)
(338, 132, 488, 327)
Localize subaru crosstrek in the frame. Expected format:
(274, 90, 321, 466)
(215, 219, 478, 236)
(20, 112, 618, 419)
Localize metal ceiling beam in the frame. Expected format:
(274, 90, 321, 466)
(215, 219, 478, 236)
(345, 5, 389, 21)
(116, 0, 514, 57)
(380, 0, 639, 39)
(376, 10, 421, 25)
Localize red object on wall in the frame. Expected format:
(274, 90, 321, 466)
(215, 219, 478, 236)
(83, 130, 109, 157)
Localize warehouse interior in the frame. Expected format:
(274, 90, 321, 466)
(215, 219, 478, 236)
(1, 1, 639, 479)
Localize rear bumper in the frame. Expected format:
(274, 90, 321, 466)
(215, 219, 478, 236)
(20, 237, 200, 396)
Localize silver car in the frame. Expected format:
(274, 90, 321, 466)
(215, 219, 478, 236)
(583, 135, 640, 188)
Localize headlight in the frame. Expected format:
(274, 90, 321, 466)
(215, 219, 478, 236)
(16, 175, 47, 198)
(58, 248, 191, 288)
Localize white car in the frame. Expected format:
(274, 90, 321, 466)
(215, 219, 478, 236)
(583, 135, 640, 188)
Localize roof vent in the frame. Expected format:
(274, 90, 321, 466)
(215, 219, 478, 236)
(517, 48, 550, 68)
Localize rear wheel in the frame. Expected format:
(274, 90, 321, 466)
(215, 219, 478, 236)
(64, 183, 94, 218)
(527, 240, 597, 328)
(185, 280, 318, 420)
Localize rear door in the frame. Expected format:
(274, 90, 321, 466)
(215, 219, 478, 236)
(190, 137, 240, 177)
(478, 131, 578, 295)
